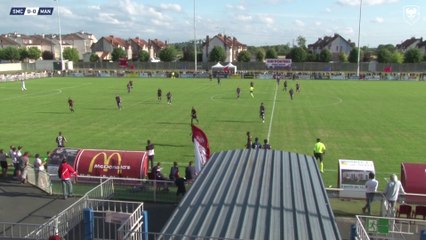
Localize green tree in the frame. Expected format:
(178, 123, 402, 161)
(391, 51, 404, 64)
(89, 53, 100, 62)
(19, 48, 29, 61)
(306, 52, 318, 62)
(377, 48, 393, 63)
(296, 35, 307, 49)
(42, 50, 54, 60)
(348, 48, 362, 63)
(287, 47, 307, 62)
(3, 47, 20, 62)
(237, 50, 251, 62)
(0, 48, 4, 60)
(209, 46, 226, 62)
(338, 52, 348, 62)
(159, 46, 177, 62)
(63, 48, 80, 63)
(256, 49, 265, 62)
(182, 45, 195, 61)
(404, 48, 423, 63)
(139, 50, 150, 62)
(111, 48, 127, 61)
(265, 48, 277, 59)
(319, 49, 332, 62)
(27, 47, 41, 60)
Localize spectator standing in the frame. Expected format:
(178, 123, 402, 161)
(169, 162, 179, 181)
(33, 153, 45, 172)
(0, 149, 7, 177)
(362, 172, 378, 215)
(313, 138, 326, 173)
(19, 152, 29, 183)
(146, 140, 155, 169)
(384, 174, 406, 216)
(185, 161, 195, 182)
(175, 176, 186, 201)
(262, 139, 271, 150)
(246, 131, 252, 149)
(252, 137, 261, 149)
(56, 132, 67, 148)
(9, 146, 18, 177)
(58, 158, 77, 199)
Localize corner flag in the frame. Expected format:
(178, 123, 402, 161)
(191, 124, 210, 174)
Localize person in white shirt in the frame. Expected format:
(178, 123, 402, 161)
(362, 172, 378, 215)
(384, 174, 406, 216)
(33, 154, 45, 172)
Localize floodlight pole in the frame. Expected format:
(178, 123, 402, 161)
(56, 0, 64, 71)
(193, 0, 197, 73)
(356, 0, 363, 79)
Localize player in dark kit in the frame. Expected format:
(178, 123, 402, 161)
(166, 91, 172, 104)
(157, 88, 162, 101)
(296, 81, 301, 93)
(283, 80, 288, 91)
(115, 95, 122, 109)
(68, 97, 74, 112)
(289, 88, 294, 100)
(127, 82, 131, 93)
(236, 87, 241, 99)
(191, 107, 199, 124)
(259, 102, 265, 123)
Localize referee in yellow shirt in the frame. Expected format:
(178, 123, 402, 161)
(313, 138, 326, 173)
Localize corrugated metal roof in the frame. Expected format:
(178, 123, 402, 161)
(161, 149, 341, 240)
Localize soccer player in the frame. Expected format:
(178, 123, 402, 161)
(127, 82, 131, 93)
(68, 97, 74, 112)
(313, 138, 326, 173)
(21, 79, 27, 91)
(56, 132, 67, 148)
(115, 95, 122, 110)
(296, 81, 301, 93)
(259, 102, 265, 123)
(191, 107, 199, 124)
(166, 91, 172, 104)
(236, 87, 241, 99)
(289, 88, 294, 100)
(249, 86, 254, 98)
(283, 80, 288, 91)
(157, 88, 162, 101)
(217, 76, 221, 85)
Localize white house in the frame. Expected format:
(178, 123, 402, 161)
(202, 34, 247, 63)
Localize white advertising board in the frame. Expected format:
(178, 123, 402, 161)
(265, 59, 292, 69)
(338, 159, 375, 199)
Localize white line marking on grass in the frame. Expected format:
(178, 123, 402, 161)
(267, 83, 279, 140)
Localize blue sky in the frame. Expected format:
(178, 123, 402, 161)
(1, 0, 424, 47)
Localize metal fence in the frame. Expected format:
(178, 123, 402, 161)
(355, 215, 426, 240)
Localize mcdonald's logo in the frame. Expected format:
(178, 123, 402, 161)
(88, 152, 122, 175)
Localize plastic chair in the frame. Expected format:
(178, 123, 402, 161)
(413, 206, 426, 220)
(396, 204, 412, 218)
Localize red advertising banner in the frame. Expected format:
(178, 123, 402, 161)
(74, 149, 148, 179)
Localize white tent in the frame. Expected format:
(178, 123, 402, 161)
(224, 62, 237, 74)
(211, 62, 224, 71)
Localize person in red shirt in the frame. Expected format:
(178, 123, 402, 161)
(58, 158, 77, 199)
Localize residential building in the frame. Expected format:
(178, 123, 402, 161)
(62, 32, 97, 60)
(129, 37, 149, 60)
(417, 40, 426, 56)
(202, 34, 247, 63)
(147, 38, 167, 60)
(308, 33, 354, 60)
(396, 37, 423, 53)
(90, 35, 131, 61)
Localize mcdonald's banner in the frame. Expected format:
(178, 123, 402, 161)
(191, 124, 210, 174)
(74, 149, 148, 179)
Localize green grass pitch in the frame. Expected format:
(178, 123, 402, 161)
(1, 77, 425, 188)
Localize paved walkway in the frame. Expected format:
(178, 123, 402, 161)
(0, 176, 78, 225)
